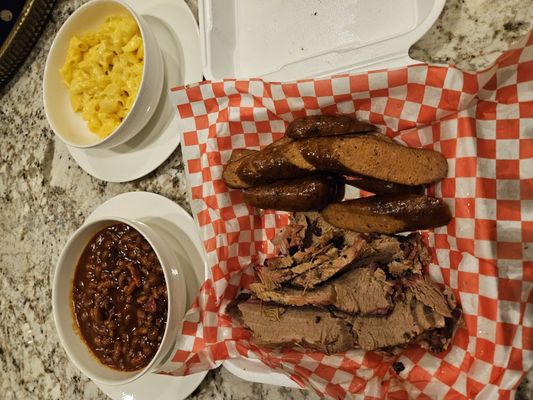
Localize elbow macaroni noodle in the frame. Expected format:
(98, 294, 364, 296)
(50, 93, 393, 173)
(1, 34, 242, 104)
(60, 15, 144, 138)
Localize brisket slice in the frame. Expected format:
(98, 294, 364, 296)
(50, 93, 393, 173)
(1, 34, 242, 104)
(369, 235, 403, 258)
(332, 267, 393, 314)
(406, 276, 454, 318)
(258, 230, 340, 289)
(352, 292, 423, 350)
(300, 211, 338, 248)
(415, 307, 462, 353)
(251, 266, 393, 315)
(264, 256, 293, 269)
(413, 283, 461, 353)
(272, 213, 308, 254)
(369, 232, 429, 277)
(260, 213, 395, 288)
(351, 278, 455, 351)
(233, 279, 459, 354)
(259, 223, 429, 291)
(249, 283, 335, 308)
(290, 232, 398, 289)
(273, 212, 338, 255)
(258, 239, 336, 289)
(288, 225, 428, 290)
(236, 301, 354, 354)
(387, 233, 430, 277)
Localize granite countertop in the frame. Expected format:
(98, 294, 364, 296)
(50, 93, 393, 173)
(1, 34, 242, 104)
(0, 0, 531, 399)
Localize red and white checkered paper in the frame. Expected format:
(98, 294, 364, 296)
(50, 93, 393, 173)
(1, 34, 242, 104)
(164, 31, 533, 399)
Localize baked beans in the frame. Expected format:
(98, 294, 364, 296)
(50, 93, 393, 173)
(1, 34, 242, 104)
(72, 223, 167, 371)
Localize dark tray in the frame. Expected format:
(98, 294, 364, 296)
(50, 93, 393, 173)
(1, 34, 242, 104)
(0, 0, 56, 88)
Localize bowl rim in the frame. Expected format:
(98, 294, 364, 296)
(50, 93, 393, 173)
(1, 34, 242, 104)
(43, 0, 152, 149)
(52, 215, 176, 385)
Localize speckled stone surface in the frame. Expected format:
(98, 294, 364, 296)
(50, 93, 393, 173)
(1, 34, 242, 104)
(0, 0, 531, 399)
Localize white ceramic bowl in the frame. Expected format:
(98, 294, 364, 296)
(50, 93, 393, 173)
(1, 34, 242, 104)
(43, 0, 164, 149)
(53, 216, 186, 385)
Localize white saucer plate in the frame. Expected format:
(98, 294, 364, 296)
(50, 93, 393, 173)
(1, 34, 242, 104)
(68, 0, 203, 183)
(85, 191, 208, 400)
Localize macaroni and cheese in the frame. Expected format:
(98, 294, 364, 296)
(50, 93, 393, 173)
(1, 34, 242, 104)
(60, 15, 144, 138)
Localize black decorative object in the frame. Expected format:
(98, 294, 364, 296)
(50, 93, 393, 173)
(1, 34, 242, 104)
(0, 0, 56, 88)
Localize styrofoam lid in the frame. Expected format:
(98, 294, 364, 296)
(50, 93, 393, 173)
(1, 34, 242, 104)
(200, 0, 445, 81)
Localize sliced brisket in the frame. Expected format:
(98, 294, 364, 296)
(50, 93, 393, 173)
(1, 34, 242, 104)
(257, 229, 340, 289)
(352, 292, 422, 350)
(368, 232, 429, 277)
(264, 256, 293, 269)
(407, 277, 454, 318)
(272, 213, 308, 254)
(351, 278, 456, 351)
(290, 231, 371, 288)
(415, 307, 462, 353)
(234, 277, 458, 354)
(258, 218, 429, 290)
(249, 283, 335, 308)
(236, 301, 354, 353)
(235, 213, 461, 355)
(251, 266, 393, 315)
(257, 244, 336, 290)
(332, 267, 393, 314)
(387, 233, 430, 276)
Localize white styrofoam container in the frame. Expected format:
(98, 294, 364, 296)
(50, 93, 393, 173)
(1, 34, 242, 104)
(198, 0, 445, 387)
(200, 0, 445, 81)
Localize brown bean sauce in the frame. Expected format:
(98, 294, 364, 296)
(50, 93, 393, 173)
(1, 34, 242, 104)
(72, 223, 167, 371)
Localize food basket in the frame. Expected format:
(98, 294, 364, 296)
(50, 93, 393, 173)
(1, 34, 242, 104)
(163, 2, 531, 398)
